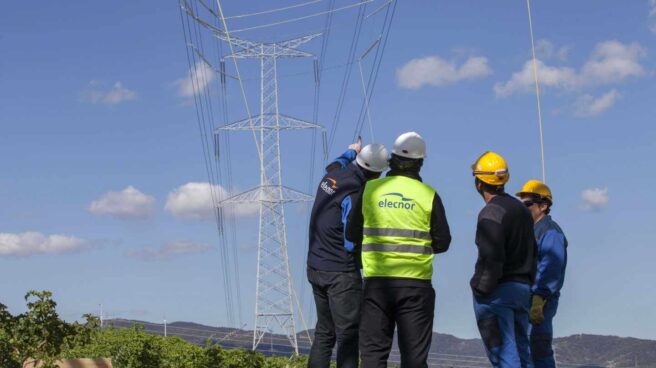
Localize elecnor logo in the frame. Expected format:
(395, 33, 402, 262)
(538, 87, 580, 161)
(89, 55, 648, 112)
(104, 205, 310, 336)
(378, 192, 416, 210)
(320, 177, 338, 195)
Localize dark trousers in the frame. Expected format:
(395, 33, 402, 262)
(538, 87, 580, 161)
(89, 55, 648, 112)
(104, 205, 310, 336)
(529, 296, 559, 368)
(359, 286, 435, 368)
(307, 267, 362, 368)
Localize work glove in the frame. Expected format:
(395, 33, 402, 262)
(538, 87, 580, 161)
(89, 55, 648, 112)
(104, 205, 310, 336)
(529, 294, 546, 325)
(348, 136, 362, 154)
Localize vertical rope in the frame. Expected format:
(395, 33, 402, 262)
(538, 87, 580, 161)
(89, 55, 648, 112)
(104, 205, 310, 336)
(526, 0, 546, 183)
(357, 59, 375, 141)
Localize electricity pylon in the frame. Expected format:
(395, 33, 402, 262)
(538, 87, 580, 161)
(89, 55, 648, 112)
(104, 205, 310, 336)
(180, 0, 326, 353)
(214, 34, 325, 353)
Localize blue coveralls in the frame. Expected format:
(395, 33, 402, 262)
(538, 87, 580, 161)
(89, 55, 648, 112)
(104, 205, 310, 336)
(473, 282, 532, 368)
(529, 215, 568, 368)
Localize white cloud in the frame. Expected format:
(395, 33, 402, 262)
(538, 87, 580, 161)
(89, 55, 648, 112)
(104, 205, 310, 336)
(580, 187, 609, 211)
(127, 240, 213, 261)
(535, 39, 570, 61)
(495, 40, 646, 97)
(494, 59, 577, 97)
(88, 186, 156, 219)
(82, 81, 137, 105)
(580, 41, 646, 84)
(0, 232, 88, 257)
(165, 182, 258, 221)
(575, 89, 620, 117)
(175, 61, 214, 97)
(397, 55, 492, 89)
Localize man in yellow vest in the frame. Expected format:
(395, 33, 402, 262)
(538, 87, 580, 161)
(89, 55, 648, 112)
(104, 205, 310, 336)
(470, 152, 537, 368)
(346, 132, 451, 368)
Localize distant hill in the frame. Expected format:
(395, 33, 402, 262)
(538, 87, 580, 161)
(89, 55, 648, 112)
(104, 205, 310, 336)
(553, 334, 656, 367)
(107, 319, 656, 367)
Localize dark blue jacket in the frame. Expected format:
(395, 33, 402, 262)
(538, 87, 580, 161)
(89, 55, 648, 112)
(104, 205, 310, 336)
(532, 215, 568, 299)
(307, 150, 364, 272)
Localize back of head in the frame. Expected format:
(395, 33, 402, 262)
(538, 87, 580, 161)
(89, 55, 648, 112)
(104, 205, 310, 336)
(356, 144, 389, 177)
(471, 151, 509, 188)
(392, 131, 426, 160)
(389, 131, 426, 173)
(389, 153, 423, 172)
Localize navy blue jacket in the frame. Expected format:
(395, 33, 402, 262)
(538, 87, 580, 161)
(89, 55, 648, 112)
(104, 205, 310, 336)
(532, 215, 568, 299)
(307, 150, 364, 272)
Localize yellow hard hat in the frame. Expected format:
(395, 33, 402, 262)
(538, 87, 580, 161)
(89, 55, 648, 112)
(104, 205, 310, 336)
(516, 180, 553, 203)
(471, 151, 510, 186)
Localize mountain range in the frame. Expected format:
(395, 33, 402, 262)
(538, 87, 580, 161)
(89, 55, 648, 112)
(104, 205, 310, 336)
(107, 319, 655, 367)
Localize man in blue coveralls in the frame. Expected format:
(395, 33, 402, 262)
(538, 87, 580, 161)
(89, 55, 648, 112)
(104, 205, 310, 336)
(516, 180, 568, 368)
(470, 152, 537, 368)
(307, 138, 389, 368)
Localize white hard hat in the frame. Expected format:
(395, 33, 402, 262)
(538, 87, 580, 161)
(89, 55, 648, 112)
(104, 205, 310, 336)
(356, 144, 389, 173)
(392, 131, 426, 159)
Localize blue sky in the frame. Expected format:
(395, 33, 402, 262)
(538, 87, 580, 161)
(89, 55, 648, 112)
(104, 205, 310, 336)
(1, 0, 656, 341)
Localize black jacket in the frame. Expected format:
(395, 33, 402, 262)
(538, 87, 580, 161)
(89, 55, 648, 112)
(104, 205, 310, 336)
(470, 193, 537, 296)
(345, 170, 452, 287)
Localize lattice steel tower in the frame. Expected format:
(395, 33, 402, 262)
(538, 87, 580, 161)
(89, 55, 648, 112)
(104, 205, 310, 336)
(214, 34, 325, 353)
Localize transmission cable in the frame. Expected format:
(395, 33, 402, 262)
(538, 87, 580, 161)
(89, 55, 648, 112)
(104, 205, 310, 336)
(299, 0, 335, 323)
(230, 0, 375, 34)
(352, 0, 397, 142)
(326, 2, 369, 153)
(190, 0, 238, 327)
(179, 0, 235, 326)
(211, 0, 264, 166)
(211, 12, 244, 327)
(356, 42, 378, 141)
(225, 0, 324, 20)
(192, 0, 239, 329)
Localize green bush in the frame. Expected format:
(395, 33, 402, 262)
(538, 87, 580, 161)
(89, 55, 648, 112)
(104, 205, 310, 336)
(0, 291, 314, 368)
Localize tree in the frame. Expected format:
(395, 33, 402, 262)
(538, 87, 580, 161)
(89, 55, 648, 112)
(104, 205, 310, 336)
(11, 291, 72, 368)
(0, 303, 20, 368)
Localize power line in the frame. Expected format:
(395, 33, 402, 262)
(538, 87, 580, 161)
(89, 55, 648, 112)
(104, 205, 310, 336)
(356, 52, 377, 141)
(208, 0, 264, 163)
(194, 0, 242, 328)
(230, 0, 376, 34)
(326, 1, 368, 151)
(178, 0, 236, 326)
(225, 0, 324, 20)
(299, 0, 336, 331)
(352, 0, 397, 142)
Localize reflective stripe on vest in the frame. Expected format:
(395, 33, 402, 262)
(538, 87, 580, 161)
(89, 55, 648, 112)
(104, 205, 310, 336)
(362, 243, 433, 255)
(363, 227, 432, 240)
(361, 176, 436, 280)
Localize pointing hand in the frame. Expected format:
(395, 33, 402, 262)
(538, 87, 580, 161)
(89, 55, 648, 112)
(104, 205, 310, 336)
(348, 136, 363, 154)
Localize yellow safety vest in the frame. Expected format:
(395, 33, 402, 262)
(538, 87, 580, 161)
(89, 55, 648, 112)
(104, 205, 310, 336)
(361, 175, 435, 280)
